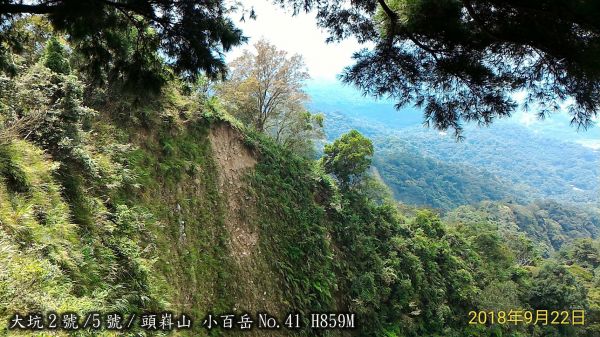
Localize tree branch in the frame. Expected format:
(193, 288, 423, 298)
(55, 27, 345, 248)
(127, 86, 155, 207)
(0, 3, 57, 15)
(377, 0, 398, 25)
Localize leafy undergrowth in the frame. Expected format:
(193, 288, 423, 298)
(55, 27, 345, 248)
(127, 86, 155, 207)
(0, 139, 157, 337)
(244, 131, 337, 329)
(1, 43, 598, 337)
(117, 118, 239, 332)
(0, 84, 343, 336)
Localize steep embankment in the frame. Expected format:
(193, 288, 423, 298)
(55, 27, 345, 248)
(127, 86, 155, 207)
(117, 118, 325, 336)
(210, 123, 258, 265)
(208, 123, 291, 322)
(0, 116, 337, 337)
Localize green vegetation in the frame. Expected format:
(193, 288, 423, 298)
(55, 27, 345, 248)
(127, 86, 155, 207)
(217, 40, 325, 157)
(0, 13, 598, 337)
(446, 200, 600, 253)
(283, 0, 600, 136)
(0, 0, 245, 87)
(0, 20, 243, 335)
(322, 129, 374, 189)
(398, 124, 600, 204)
(245, 131, 336, 321)
(321, 111, 599, 209)
(374, 140, 519, 210)
(42, 36, 70, 75)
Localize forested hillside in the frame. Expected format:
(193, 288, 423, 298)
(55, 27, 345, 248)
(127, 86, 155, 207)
(309, 83, 600, 337)
(321, 111, 600, 210)
(401, 125, 600, 204)
(445, 200, 600, 253)
(373, 138, 524, 209)
(0, 7, 599, 337)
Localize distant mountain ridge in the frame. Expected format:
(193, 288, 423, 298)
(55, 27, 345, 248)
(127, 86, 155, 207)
(306, 80, 600, 147)
(307, 81, 600, 209)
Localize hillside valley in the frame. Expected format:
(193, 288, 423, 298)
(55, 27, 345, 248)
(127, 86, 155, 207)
(308, 82, 600, 212)
(0, 14, 599, 337)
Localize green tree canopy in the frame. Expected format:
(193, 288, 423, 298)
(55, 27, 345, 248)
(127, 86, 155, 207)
(322, 129, 374, 187)
(0, 0, 246, 87)
(528, 262, 588, 311)
(279, 0, 600, 137)
(43, 36, 70, 74)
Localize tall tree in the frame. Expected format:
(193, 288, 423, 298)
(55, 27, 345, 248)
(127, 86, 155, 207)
(43, 36, 70, 74)
(279, 0, 600, 137)
(322, 130, 374, 188)
(218, 39, 323, 153)
(0, 0, 246, 87)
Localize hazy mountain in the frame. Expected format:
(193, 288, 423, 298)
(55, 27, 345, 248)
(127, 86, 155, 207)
(307, 81, 600, 209)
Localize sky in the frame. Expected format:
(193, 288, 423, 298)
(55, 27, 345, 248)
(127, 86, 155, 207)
(226, 0, 362, 81)
(224, 1, 600, 145)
